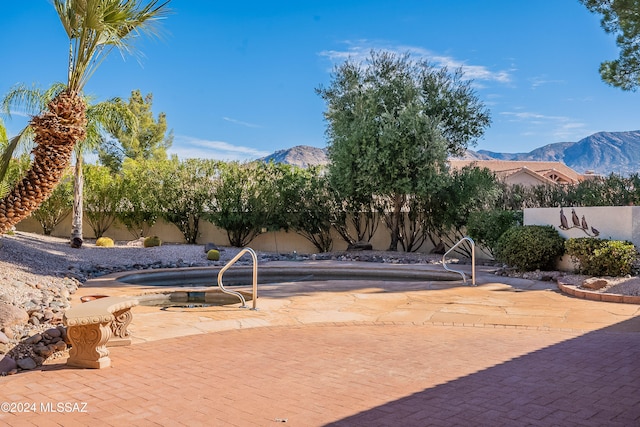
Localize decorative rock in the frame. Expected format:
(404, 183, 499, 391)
(347, 241, 373, 251)
(16, 357, 37, 370)
(45, 328, 61, 338)
(204, 243, 219, 253)
(0, 355, 17, 373)
(57, 326, 69, 344)
(52, 341, 67, 352)
(0, 331, 10, 344)
(0, 304, 29, 328)
(2, 328, 13, 340)
(70, 237, 83, 248)
(582, 278, 609, 290)
(24, 333, 42, 345)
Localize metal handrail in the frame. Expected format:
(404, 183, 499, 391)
(442, 237, 476, 286)
(217, 247, 258, 310)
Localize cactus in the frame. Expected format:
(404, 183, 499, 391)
(207, 249, 220, 261)
(143, 235, 162, 248)
(95, 237, 114, 247)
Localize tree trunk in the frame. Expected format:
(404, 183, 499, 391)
(70, 152, 84, 246)
(387, 193, 406, 251)
(0, 91, 86, 234)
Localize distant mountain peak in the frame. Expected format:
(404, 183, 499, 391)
(464, 130, 640, 176)
(259, 145, 328, 168)
(260, 131, 640, 175)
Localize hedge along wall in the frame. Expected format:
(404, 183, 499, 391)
(15, 213, 420, 254)
(524, 206, 640, 270)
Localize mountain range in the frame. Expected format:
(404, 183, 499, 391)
(260, 131, 640, 176)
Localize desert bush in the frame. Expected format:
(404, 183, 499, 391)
(95, 237, 115, 247)
(565, 237, 637, 276)
(31, 169, 73, 235)
(466, 209, 522, 257)
(83, 164, 121, 238)
(494, 225, 565, 271)
(143, 235, 162, 247)
(154, 158, 220, 244)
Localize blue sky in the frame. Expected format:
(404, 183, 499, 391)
(1, 0, 639, 161)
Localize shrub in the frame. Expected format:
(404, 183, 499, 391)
(466, 209, 523, 257)
(95, 237, 115, 247)
(207, 249, 220, 261)
(495, 225, 565, 271)
(565, 238, 637, 276)
(143, 236, 162, 248)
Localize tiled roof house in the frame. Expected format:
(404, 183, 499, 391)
(448, 160, 594, 186)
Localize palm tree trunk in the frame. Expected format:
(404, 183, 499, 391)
(70, 151, 84, 246)
(0, 91, 86, 234)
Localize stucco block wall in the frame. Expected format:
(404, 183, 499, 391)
(524, 206, 640, 245)
(524, 206, 640, 271)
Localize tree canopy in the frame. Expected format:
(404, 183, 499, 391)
(317, 50, 491, 250)
(99, 89, 172, 171)
(581, 0, 640, 90)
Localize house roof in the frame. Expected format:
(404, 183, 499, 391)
(448, 160, 584, 185)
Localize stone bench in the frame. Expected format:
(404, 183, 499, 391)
(63, 296, 138, 369)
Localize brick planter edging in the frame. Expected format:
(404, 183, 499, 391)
(557, 280, 640, 304)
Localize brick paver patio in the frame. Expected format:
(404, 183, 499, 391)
(1, 264, 639, 426)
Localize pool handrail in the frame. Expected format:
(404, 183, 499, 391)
(217, 247, 258, 310)
(442, 237, 476, 286)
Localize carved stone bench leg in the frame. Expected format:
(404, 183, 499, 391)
(66, 320, 113, 369)
(108, 307, 134, 347)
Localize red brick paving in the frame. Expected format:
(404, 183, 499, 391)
(0, 321, 639, 426)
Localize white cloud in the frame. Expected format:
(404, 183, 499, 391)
(319, 40, 512, 84)
(222, 117, 262, 128)
(169, 135, 271, 162)
(500, 111, 587, 141)
(529, 76, 565, 89)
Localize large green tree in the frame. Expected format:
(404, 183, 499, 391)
(99, 89, 172, 171)
(317, 50, 491, 250)
(0, 0, 170, 234)
(581, 0, 640, 90)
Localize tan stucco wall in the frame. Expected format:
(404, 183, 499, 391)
(15, 214, 440, 255)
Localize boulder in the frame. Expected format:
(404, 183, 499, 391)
(0, 355, 17, 373)
(0, 304, 29, 329)
(582, 278, 609, 290)
(16, 357, 37, 370)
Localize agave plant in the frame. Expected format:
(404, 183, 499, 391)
(0, 0, 170, 234)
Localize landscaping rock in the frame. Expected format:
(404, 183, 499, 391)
(0, 355, 17, 373)
(582, 278, 609, 290)
(204, 243, 219, 253)
(0, 331, 9, 344)
(16, 357, 37, 370)
(0, 304, 29, 328)
(347, 241, 373, 251)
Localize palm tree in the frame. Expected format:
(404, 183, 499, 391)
(2, 83, 136, 245)
(0, 0, 170, 234)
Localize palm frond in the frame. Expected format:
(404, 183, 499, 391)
(1, 82, 66, 118)
(54, 0, 172, 92)
(0, 128, 30, 183)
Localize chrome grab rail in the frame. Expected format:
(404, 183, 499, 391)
(442, 237, 476, 286)
(217, 247, 258, 310)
